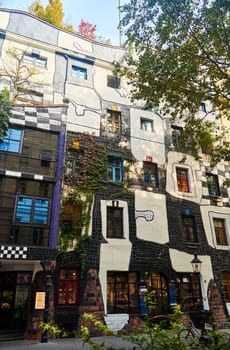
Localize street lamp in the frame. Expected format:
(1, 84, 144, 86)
(191, 254, 202, 273)
(40, 260, 56, 343)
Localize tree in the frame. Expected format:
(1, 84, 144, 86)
(28, 0, 73, 31)
(0, 88, 11, 141)
(0, 48, 38, 104)
(120, 0, 229, 116)
(78, 20, 97, 40)
(119, 0, 230, 161)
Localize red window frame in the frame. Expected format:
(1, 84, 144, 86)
(176, 168, 190, 192)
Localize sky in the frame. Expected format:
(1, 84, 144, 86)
(1, 0, 127, 45)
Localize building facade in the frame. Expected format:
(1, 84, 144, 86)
(0, 8, 229, 339)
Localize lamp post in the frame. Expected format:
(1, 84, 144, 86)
(40, 260, 55, 343)
(191, 254, 202, 273)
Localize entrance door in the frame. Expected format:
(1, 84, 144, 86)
(0, 272, 32, 330)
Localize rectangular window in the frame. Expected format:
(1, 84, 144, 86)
(176, 168, 190, 192)
(143, 161, 158, 188)
(206, 173, 220, 197)
(23, 53, 47, 68)
(40, 150, 51, 167)
(72, 65, 87, 80)
(15, 196, 49, 225)
(107, 75, 120, 89)
(107, 156, 123, 183)
(182, 215, 198, 242)
(0, 128, 22, 153)
(199, 103, 206, 113)
(58, 269, 79, 305)
(107, 271, 139, 314)
(106, 110, 121, 134)
(176, 273, 202, 311)
(172, 126, 183, 147)
(140, 118, 153, 131)
(107, 206, 123, 238)
(213, 218, 228, 245)
(221, 271, 230, 302)
(16, 89, 43, 105)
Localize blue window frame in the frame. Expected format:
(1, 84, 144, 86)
(107, 156, 123, 183)
(0, 128, 22, 152)
(71, 65, 87, 80)
(15, 196, 49, 225)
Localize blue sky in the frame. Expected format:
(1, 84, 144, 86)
(1, 0, 127, 45)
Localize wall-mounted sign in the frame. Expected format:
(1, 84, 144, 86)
(35, 292, 46, 309)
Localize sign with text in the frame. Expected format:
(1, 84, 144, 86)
(35, 291, 46, 309)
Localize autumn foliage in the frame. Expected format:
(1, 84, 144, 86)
(78, 20, 96, 40)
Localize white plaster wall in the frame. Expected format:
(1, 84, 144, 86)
(99, 200, 132, 313)
(0, 11, 9, 29)
(130, 108, 166, 164)
(170, 249, 213, 310)
(58, 31, 93, 57)
(135, 190, 169, 243)
(166, 151, 203, 203)
(200, 205, 230, 248)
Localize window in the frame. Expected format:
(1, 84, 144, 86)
(146, 273, 169, 315)
(206, 173, 220, 197)
(15, 196, 49, 225)
(107, 271, 139, 314)
(0, 128, 22, 153)
(143, 162, 158, 188)
(107, 206, 123, 238)
(172, 126, 183, 147)
(199, 103, 206, 113)
(72, 65, 87, 80)
(221, 272, 230, 302)
(57, 269, 79, 305)
(40, 150, 51, 167)
(107, 75, 120, 89)
(182, 215, 198, 242)
(16, 89, 43, 105)
(61, 201, 82, 236)
(106, 110, 121, 134)
(176, 273, 202, 311)
(107, 156, 123, 183)
(176, 168, 190, 192)
(23, 53, 47, 68)
(213, 218, 228, 245)
(140, 118, 153, 131)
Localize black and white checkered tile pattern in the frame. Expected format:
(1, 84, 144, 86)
(0, 245, 28, 259)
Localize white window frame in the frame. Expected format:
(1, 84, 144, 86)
(209, 212, 230, 249)
(172, 164, 195, 196)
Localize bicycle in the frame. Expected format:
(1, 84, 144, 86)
(178, 310, 230, 349)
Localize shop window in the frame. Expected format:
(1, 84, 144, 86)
(143, 161, 158, 188)
(71, 65, 87, 80)
(0, 127, 22, 153)
(176, 167, 190, 192)
(107, 75, 120, 89)
(213, 218, 228, 245)
(140, 118, 153, 131)
(16, 89, 43, 105)
(23, 53, 47, 68)
(15, 196, 49, 225)
(57, 269, 79, 305)
(107, 271, 139, 314)
(146, 272, 169, 315)
(206, 173, 220, 197)
(107, 206, 123, 238)
(221, 271, 230, 302)
(107, 156, 123, 183)
(182, 215, 198, 243)
(176, 273, 202, 311)
(106, 110, 121, 134)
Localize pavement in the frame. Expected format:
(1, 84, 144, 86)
(0, 336, 138, 350)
